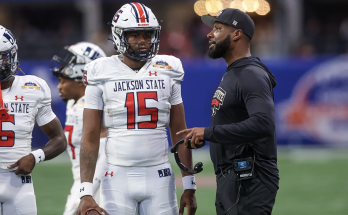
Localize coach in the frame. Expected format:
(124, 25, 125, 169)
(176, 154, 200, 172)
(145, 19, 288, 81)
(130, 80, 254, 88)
(177, 8, 279, 215)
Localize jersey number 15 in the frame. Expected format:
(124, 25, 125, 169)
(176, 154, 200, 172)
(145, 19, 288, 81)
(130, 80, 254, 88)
(125, 92, 158, 129)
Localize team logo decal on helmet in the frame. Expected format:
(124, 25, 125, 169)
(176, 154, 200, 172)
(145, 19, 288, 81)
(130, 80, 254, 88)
(50, 42, 106, 81)
(110, 3, 161, 61)
(113, 10, 124, 24)
(0, 25, 19, 82)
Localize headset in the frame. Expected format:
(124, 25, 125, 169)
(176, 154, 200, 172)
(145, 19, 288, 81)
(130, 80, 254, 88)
(170, 138, 205, 174)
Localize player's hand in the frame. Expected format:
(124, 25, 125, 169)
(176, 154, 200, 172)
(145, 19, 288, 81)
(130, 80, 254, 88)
(177, 128, 205, 149)
(179, 189, 197, 215)
(7, 154, 35, 175)
(76, 196, 105, 215)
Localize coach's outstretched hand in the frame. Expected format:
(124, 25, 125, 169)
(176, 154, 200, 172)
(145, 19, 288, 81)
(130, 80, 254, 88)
(179, 189, 197, 215)
(76, 196, 105, 215)
(177, 127, 205, 149)
(7, 154, 35, 175)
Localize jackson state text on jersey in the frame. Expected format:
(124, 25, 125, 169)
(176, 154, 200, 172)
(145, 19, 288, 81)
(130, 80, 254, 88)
(0, 76, 54, 170)
(84, 55, 184, 167)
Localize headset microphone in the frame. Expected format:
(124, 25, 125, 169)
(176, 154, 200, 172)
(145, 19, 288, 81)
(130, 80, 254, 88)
(171, 138, 205, 174)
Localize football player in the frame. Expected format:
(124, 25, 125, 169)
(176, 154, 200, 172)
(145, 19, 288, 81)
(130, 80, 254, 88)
(0, 25, 67, 214)
(50, 42, 108, 215)
(77, 3, 197, 215)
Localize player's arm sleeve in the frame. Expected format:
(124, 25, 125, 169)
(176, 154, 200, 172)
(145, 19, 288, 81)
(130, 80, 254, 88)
(169, 56, 184, 105)
(171, 57, 185, 82)
(169, 82, 182, 105)
(204, 68, 275, 144)
(84, 85, 104, 110)
(36, 81, 56, 126)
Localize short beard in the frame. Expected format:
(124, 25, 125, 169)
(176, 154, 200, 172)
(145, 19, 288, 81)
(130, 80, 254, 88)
(208, 35, 231, 59)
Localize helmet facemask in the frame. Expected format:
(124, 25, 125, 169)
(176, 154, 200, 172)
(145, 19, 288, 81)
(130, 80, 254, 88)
(50, 49, 86, 82)
(113, 27, 161, 61)
(0, 46, 18, 82)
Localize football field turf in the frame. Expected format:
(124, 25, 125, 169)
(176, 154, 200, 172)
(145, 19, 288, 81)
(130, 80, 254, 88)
(32, 148, 348, 215)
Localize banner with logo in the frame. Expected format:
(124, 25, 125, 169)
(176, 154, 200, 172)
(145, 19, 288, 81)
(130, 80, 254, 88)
(271, 55, 348, 146)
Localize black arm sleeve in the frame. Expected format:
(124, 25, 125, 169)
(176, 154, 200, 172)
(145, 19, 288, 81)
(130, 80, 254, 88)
(204, 68, 275, 144)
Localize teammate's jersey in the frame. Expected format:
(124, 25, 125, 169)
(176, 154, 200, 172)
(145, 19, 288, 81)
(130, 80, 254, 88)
(83, 54, 184, 167)
(65, 97, 106, 180)
(64, 97, 84, 180)
(0, 75, 56, 170)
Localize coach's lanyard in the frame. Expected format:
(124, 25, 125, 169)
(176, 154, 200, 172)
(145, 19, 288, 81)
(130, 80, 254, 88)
(0, 82, 9, 120)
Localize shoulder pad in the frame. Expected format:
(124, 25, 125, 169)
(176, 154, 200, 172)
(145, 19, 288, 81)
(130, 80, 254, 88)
(83, 57, 117, 85)
(153, 55, 184, 82)
(21, 75, 50, 92)
(83, 59, 103, 85)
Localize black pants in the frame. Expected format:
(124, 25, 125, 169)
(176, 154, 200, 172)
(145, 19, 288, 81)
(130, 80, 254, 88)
(215, 171, 277, 215)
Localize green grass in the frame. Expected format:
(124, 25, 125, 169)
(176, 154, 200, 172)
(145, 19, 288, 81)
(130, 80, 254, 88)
(32, 149, 348, 215)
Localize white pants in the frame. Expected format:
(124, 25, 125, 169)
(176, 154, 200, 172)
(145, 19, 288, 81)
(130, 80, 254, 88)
(102, 162, 178, 215)
(63, 138, 107, 215)
(0, 171, 37, 215)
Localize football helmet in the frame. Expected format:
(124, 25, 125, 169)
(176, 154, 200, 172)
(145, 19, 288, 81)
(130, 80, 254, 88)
(50, 42, 106, 81)
(0, 25, 19, 82)
(110, 3, 161, 61)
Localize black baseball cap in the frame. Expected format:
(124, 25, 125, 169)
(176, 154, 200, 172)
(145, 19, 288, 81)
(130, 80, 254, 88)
(201, 8, 255, 40)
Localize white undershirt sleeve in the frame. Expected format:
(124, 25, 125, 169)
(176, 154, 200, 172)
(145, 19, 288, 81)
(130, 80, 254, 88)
(84, 85, 104, 110)
(36, 106, 56, 126)
(170, 82, 183, 105)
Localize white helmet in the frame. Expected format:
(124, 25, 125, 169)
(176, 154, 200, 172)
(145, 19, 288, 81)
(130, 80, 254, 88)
(50, 42, 106, 81)
(0, 25, 18, 82)
(110, 2, 161, 61)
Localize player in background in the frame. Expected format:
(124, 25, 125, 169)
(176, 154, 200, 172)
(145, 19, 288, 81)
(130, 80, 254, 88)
(50, 42, 107, 215)
(0, 25, 67, 215)
(77, 3, 197, 215)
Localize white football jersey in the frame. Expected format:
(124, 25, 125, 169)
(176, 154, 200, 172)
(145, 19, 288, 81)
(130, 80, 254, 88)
(64, 97, 84, 180)
(0, 75, 56, 170)
(84, 54, 184, 167)
(65, 97, 106, 180)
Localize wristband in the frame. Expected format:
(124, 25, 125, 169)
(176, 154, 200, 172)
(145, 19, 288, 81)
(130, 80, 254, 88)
(182, 176, 197, 190)
(30, 149, 45, 165)
(79, 182, 93, 199)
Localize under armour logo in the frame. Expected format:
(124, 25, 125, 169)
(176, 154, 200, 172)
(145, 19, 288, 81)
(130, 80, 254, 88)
(192, 181, 196, 185)
(232, 20, 238, 26)
(38, 156, 42, 162)
(15, 96, 24, 101)
(80, 187, 84, 192)
(105, 171, 114, 177)
(149, 71, 157, 76)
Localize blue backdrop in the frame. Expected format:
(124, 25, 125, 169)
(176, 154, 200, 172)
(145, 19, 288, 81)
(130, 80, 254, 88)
(24, 55, 348, 148)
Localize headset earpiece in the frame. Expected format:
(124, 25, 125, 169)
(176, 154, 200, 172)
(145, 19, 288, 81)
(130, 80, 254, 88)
(170, 147, 175, 153)
(194, 162, 203, 172)
(171, 138, 205, 174)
